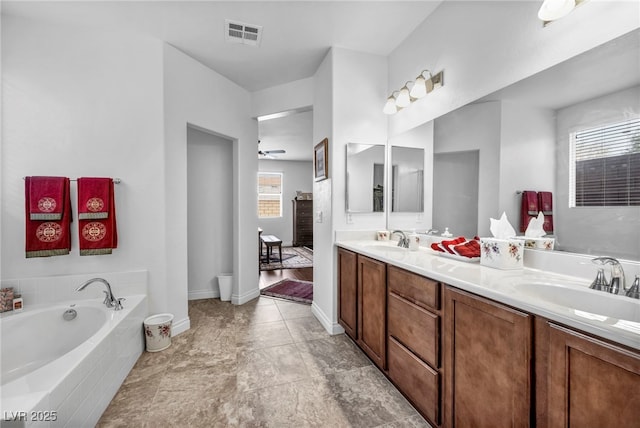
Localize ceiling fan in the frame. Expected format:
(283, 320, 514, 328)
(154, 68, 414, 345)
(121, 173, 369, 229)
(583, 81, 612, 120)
(258, 140, 286, 159)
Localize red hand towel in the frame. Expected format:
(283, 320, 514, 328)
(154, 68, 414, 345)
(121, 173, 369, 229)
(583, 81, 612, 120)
(28, 176, 67, 220)
(77, 177, 111, 219)
(79, 179, 118, 255)
(454, 239, 481, 258)
(441, 236, 467, 254)
(25, 177, 71, 258)
(537, 191, 554, 233)
(520, 191, 539, 233)
(431, 243, 445, 252)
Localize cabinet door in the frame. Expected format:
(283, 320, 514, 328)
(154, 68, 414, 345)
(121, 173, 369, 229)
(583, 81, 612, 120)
(546, 322, 640, 428)
(444, 286, 532, 428)
(337, 248, 357, 340)
(357, 254, 387, 369)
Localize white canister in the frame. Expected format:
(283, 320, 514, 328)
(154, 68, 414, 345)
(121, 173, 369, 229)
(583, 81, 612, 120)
(408, 232, 420, 251)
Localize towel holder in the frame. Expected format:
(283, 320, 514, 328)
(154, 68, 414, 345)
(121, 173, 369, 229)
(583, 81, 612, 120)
(23, 177, 122, 184)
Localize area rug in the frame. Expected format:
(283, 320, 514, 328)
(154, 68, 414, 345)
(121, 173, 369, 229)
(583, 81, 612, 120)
(260, 246, 313, 271)
(260, 279, 313, 304)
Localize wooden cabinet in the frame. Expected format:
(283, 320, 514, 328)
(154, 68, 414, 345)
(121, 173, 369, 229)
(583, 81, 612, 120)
(337, 248, 357, 340)
(444, 286, 532, 428)
(292, 199, 313, 246)
(538, 320, 640, 428)
(337, 246, 640, 428)
(387, 266, 442, 426)
(357, 254, 387, 370)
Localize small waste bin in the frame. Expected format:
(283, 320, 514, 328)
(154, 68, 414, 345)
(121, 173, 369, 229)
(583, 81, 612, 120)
(143, 313, 174, 352)
(218, 274, 232, 301)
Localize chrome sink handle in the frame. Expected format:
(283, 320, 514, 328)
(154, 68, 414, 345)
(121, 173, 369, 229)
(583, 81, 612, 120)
(626, 275, 639, 299)
(592, 257, 626, 295)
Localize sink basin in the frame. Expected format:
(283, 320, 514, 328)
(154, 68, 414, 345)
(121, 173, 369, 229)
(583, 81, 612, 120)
(362, 244, 408, 253)
(513, 283, 640, 322)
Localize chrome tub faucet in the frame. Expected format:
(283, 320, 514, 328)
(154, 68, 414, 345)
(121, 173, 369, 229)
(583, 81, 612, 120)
(76, 277, 125, 310)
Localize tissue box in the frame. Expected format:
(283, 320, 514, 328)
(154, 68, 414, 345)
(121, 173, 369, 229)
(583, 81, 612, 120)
(514, 236, 555, 250)
(480, 238, 523, 270)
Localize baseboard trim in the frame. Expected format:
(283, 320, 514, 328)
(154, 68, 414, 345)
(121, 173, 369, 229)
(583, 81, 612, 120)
(172, 316, 191, 336)
(188, 289, 219, 300)
(311, 302, 345, 335)
(233, 286, 260, 305)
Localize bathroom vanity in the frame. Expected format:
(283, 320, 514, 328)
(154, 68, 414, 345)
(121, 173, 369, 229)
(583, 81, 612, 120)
(336, 242, 640, 428)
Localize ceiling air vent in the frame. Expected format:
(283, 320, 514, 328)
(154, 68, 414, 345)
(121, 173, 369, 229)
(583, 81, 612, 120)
(225, 19, 263, 47)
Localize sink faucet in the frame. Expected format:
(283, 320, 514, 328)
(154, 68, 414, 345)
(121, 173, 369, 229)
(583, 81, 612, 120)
(76, 278, 124, 310)
(591, 257, 626, 296)
(391, 230, 409, 248)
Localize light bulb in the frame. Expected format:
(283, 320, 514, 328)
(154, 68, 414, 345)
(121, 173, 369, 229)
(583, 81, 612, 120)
(396, 86, 411, 108)
(538, 0, 576, 21)
(383, 96, 398, 115)
(410, 76, 427, 99)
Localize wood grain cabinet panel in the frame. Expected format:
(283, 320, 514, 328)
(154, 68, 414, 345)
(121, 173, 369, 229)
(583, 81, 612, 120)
(545, 322, 640, 428)
(337, 248, 357, 340)
(444, 286, 532, 428)
(388, 265, 440, 311)
(388, 292, 440, 368)
(357, 254, 387, 370)
(388, 337, 441, 425)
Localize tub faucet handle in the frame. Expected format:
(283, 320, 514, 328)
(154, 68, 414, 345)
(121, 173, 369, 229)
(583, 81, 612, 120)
(114, 297, 125, 311)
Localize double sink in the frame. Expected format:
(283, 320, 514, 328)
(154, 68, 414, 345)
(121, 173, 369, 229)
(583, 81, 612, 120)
(357, 240, 640, 328)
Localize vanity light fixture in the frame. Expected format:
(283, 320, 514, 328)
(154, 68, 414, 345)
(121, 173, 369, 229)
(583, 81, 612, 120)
(395, 82, 413, 108)
(538, 0, 586, 24)
(383, 70, 444, 115)
(409, 70, 434, 99)
(383, 91, 401, 115)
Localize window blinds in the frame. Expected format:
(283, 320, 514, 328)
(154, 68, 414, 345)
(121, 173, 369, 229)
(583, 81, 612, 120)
(571, 118, 640, 207)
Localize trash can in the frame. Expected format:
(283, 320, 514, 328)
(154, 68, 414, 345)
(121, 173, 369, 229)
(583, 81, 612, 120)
(143, 313, 174, 352)
(218, 274, 232, 301)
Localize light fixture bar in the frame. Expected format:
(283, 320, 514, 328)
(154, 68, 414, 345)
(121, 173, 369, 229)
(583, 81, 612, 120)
(384, 69, 444, 115)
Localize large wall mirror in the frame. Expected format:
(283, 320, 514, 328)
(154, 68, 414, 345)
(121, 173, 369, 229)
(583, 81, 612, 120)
(431, 28, 639, 260)
(346, 143, 385, 213)
(391, 146, 424, 212)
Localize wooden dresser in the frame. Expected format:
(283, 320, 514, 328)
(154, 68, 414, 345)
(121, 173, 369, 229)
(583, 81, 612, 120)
(292, 199, 313, 247)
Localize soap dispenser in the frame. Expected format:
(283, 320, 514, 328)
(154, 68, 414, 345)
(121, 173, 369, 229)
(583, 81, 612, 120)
(408, 229, 420, 251)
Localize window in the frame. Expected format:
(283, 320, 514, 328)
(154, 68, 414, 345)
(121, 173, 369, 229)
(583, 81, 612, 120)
(257, 172, 283, 218)
(570, 118, 640, 207)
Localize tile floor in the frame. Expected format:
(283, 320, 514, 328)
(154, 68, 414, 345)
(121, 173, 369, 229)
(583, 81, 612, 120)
(97, 297, 432, 428)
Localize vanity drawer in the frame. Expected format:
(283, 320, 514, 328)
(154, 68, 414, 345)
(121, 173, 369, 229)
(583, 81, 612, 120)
(388, 265, 440, 311)
(388, 292, 440, 368)
(388, 336, 441, 426)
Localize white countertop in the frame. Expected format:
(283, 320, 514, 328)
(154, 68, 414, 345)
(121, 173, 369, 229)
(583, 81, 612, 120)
(336, 240, 640, 351)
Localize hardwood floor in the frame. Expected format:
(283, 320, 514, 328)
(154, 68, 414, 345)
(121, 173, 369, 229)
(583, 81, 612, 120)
(259, 267, 313, 289)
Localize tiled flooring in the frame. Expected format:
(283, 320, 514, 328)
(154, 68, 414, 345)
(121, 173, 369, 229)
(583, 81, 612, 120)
(97, 297, 431, 427)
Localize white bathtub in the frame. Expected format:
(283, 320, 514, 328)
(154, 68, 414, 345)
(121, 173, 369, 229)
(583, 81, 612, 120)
(0, 294, 147, 427)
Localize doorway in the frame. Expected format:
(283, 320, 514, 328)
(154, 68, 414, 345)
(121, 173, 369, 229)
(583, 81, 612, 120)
(186, 126, 233, 300)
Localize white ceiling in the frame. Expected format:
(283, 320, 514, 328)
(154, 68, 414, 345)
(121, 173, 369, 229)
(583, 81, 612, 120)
(2, 0, 442, 92)
(2, 1, 443, 162)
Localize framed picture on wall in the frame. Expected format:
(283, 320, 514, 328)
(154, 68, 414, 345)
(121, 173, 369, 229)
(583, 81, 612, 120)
(314, 138, 329, 181)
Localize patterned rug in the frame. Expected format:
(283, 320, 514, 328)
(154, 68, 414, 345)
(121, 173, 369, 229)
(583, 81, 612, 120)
(260, 246, 313, 271)
(260, 279, 313, 304)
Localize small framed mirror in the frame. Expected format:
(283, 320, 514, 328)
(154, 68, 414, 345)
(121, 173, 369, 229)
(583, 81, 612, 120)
(346, 143, 385, 213)
(391, 146, 424, 212)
